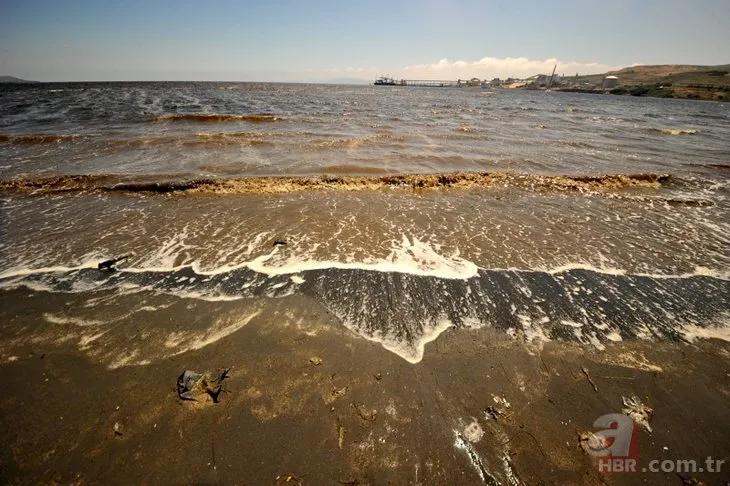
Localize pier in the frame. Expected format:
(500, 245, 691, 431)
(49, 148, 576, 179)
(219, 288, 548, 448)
(400, 79, 461, 87)
(374, 76, 482, 88)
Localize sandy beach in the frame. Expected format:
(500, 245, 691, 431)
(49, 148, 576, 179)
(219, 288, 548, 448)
(1, 288, 727, 485)
(2, 81, 729, 486)
(3, 3, 730, 484)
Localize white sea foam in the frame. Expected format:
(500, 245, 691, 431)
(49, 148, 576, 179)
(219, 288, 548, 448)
(454, 430, 490, 482)
(606, 331, 623, 342)
(244, 235, 479, 280)
(518, 314, 551, 344)
(43, 314, 105, 327)
(354, 318, 453, 364)
(166, 310, 262, 357)
(2, 244, 727, 284)
(561, 319, 584, 328)
(108, 350, 142, 370)
(0, 262, 98, 280)
(135, 224, 194, 270)
(682, 318, 730, 343)
(542, 262, 730, 281)
(78, 331, 107, 349)
(83, 234, 479, 281)
(546, 263, 627, 276)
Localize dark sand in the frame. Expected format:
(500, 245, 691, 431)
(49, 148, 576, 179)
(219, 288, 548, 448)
(0, 289, 728, 485)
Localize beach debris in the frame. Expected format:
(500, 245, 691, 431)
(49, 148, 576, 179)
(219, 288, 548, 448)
(622, 395, 653, 433)
(273, 239, 287, 247)
(275, 473, 304, 485)
(309, 356, 323, 366)
(454, 431, 499, 484)
(338, 479, 359, 486)
(97, 253, 133, 271)
(484, 406, 502, 421)
(113, 421, 124, 436)
(351, 403, 377, 422)
(331, 386, 348, 399)
(337, 428, 345, 449)
(577, 430, 609, 455)
(581, 365, 598, 393)
(336, 416, 345, 449)
(373, 372, 382, 381)
(463, 419, 484, 443)
(492, 395, 511, 409)
(176, 368, 231, 403)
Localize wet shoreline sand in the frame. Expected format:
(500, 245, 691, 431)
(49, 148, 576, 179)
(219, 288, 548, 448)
(0, 289, 728, 485)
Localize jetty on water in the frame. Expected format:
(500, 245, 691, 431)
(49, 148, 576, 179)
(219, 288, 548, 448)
(374, 76, 469, 88)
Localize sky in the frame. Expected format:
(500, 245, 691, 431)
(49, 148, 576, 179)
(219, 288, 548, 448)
(0, 0, 728, 82)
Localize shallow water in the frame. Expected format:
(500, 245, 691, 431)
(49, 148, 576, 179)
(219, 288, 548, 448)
(1, 82, 728, 364)
(2, 82, 728, 178)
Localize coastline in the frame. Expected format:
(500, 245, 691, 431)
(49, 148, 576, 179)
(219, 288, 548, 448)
(1, 79, 728, 485)
(0, 288, 728, 484)
(550, 87, 729, 103)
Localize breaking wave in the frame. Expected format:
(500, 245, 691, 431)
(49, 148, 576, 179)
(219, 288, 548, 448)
(0, 171, 671, 195)
(194, 131, 276, 140)
(706, 163, 730, 171)
(644, 127, 698, 136)
(155, 113, 282, 123)
(1, 256, 728, 364)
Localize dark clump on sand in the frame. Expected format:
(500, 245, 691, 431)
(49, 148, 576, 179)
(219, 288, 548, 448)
(0, 289, 728, 485)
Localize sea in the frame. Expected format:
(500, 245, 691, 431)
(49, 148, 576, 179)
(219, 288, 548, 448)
(0, 82, 728, 365)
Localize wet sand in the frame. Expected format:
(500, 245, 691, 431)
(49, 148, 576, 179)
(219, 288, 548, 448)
(0, 289, 728, 485)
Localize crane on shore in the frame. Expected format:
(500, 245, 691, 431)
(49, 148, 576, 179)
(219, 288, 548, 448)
(547, 64, 558, 89)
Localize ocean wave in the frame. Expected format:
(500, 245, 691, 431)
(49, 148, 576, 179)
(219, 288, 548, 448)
(706, 163, 730, 171)
(155, 113, 282, 123)
(2, 251, 728, 291)
(305, 133, 407, 150)
(194, 131, 275, 139)
(644, 127, 698, 136)
(1, 257, 728, 364)
(555, 140, 597, 149)
(0, 174, 117, 192)
(2, 132, 284, 150)
(0, 133, 83, 144)
(0, 171, 672, 195)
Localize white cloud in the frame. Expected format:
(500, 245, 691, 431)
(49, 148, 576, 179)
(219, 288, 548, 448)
(324, 56, 619, 81)
(400, 56, 619, 80)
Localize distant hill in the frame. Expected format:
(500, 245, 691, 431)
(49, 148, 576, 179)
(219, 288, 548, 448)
(0, 76, 38, 83)
(570, 64, 730, 101)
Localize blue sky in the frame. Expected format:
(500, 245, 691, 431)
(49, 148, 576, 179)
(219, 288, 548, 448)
(1, 0, 728, 81)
